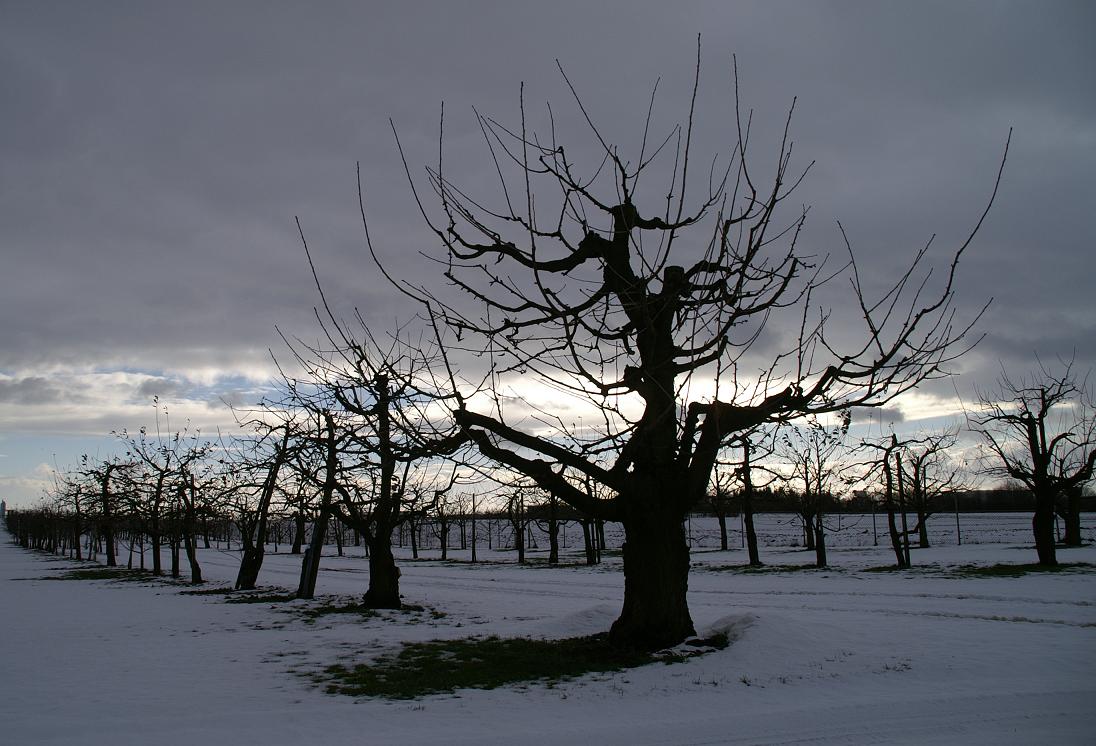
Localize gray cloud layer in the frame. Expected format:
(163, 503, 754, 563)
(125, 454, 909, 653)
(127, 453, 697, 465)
(1, 1, 1093, 500)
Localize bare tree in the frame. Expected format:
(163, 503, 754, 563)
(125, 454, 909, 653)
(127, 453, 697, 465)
(362, 50, 1006, 648)
(228, 418, 297, 590)
(119, 414, 210, 577)
(900, 427, 967, 549)
(706, 469, 737, 552)
(856, 433, 927, 568)
(77, 456, 136, 568)
(778, 412, 851, 567)
(971, 361, 1096, 565)
(721, 428, 779, 565)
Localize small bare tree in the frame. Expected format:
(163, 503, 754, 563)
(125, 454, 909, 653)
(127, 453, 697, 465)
(900, 427, 967, 549)
(971, 361, 1096, 565)
(778, 412, 851, 567)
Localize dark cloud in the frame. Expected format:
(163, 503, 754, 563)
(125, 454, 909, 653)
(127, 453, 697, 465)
(852, 407, 905, 426)
(0, 377, 67, 406)
(133, 378, 188, 401)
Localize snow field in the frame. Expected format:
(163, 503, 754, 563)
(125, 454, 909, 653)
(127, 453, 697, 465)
(1, 514, 1094, 745)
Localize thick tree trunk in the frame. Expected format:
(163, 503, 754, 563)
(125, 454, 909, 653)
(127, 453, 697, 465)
(1033, 492, 1058, 566)
(610, 508, 695, 651)
(298, 511, 330, 600)
(363, 538, 402, 608)
(236, 544, 263, 591)
(917, 511, 931, 548)
(1059, 489, 1082, 547)
(716, 513, 728, 551)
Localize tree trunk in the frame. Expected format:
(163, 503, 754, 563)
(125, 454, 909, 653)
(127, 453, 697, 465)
(236, 543, 263, 591)
(150, 528, 162, 576)
(917, 511, 931, 549)
(363, 538, 401, 608)
(883, 457, 908, 568)
(547, 517, 560, 564)
(581, 519, 596, 565)
(102, 513, 116, 568)
(291, 511, 306, 554)
(896, 455, 912, 567)
(181, 499, 203, 584)
(235, 455, 280, 591)
(610, 506, 695, 651)
(409, 517, 419, 559)
(170, 535, 181, 578)
(1033, 492, 1058, 566)
(813, 511, 827, 567)
(1059, 489, 1082, 547)
(716, 512, 728, 551)
(741, 441, 762, 566)
(299, 413, 339, 599)
(298, 509, 331, 600)
(298, 503, 330, 595)
(183, 524, 203, 584)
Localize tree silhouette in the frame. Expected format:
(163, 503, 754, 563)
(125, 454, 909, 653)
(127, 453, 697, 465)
(367, 50, 1007, 649)
(972, 360, 1095, 565)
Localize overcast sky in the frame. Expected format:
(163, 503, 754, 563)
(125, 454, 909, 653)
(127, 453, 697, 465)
(2, 1, 1093, 506)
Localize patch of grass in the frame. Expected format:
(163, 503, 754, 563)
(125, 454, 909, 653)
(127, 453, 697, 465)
(179, 587, 236, 596)
(225, 592, 300, 604)
(862, 562, 1096, 577)
(863, 564, 914, 573)
(944, 562, 1095, 578)
(704, 563, 830, 574)
(297, 600, 380, 623)
(321, 633, 655, 699)
(321, 630, 731, 699)
(42, 567, 168, 583)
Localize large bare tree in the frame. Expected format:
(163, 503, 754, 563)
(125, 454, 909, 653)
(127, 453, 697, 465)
(366, 52, 1006, 649)
(971, 361, 1095, 565)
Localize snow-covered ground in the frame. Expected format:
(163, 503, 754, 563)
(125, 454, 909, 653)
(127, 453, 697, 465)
(2, 514, 1094, 745)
